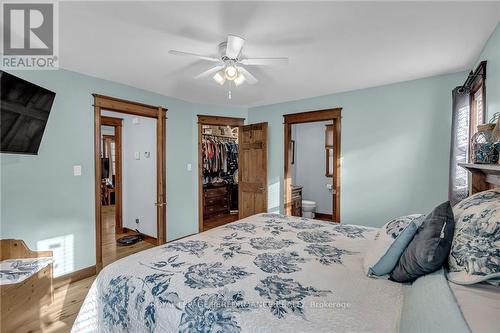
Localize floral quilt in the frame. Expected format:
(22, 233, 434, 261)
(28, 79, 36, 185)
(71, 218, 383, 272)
(72, 214, 403, 333)
(0, 257, 52, 285)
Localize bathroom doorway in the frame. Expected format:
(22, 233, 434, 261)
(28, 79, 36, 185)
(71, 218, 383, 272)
(283, 109, 341, 222)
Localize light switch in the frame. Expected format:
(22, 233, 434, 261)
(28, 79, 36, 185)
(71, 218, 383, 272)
(144, 152, 151, 158)
(187, 163, 192, 171)
(134, 152, 140, 160)
(132, 117, 140, 125)
(73, 165, 82, 176)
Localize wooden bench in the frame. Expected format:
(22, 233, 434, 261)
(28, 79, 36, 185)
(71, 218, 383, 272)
(0, 239, 54, 333)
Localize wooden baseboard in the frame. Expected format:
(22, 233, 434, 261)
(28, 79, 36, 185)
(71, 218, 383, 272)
(54, 265, 96, 288)
(122, 227, 158, 245)
(315, 213, 334, 222)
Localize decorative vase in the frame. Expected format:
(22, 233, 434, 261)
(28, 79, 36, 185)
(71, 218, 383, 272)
(471, 124, 498, 164)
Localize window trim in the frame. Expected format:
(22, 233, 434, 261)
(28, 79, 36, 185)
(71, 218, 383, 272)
(467, 61, 487, 162)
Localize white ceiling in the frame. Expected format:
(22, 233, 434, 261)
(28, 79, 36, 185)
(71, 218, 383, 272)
(59, 1, 500, 107)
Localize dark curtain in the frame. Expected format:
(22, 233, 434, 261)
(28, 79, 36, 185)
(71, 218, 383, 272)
(449, 87, 471, 205)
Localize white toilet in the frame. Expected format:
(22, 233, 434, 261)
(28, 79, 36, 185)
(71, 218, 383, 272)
(302, 200, 317, 218)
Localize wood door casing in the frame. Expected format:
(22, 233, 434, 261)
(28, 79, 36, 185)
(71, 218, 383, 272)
(93, 94, 167, 272)
(239, 122, 268, 219)
(283, 108, 342, 222)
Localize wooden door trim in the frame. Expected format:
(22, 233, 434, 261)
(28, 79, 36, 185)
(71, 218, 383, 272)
(197, 115, 245, 233)
(100, 116, 123, 234)
(283, 108, 342, 222)
(101, 116, 123, 127)
(93, 94, 167, 272)
(197, 115, 245, 127)
(283, 108, 342, 124)
(94, 94, 167, 118)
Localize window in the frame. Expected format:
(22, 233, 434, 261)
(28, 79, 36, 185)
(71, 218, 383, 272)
(325, 124, 334, 177)
(449, 61, 486, 205)
(470, 82, 485, 140)
(466, 61, 487, 162)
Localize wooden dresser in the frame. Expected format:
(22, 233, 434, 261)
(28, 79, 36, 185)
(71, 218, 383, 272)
(291, 185, 303, 217)
(203, 185, 230, 219)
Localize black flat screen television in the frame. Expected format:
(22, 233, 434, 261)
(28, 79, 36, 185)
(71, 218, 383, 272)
(1, 71, 56, 154)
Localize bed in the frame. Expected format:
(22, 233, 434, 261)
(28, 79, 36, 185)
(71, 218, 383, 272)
(72, 212, 498, 333)
(73, 214, 405, 332)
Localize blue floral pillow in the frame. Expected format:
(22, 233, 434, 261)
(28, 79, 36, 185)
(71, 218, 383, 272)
(364, 214, 425, 277)
(448, 188, 500, 284)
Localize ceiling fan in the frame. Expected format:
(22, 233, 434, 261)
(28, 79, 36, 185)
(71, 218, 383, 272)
(169, 34, 288, 89)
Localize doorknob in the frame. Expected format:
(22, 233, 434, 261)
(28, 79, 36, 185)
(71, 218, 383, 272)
(258, 187, 265, 192)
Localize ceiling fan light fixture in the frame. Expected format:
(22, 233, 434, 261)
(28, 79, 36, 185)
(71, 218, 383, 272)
(224, 65, 238, 81)
(213, 70, 226, 85)
(234, 73, 246, 86)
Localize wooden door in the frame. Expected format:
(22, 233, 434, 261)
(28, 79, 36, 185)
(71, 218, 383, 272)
(239, 123, 268, 219)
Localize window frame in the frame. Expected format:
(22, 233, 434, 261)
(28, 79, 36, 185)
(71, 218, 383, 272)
(467, 61, 487, 162)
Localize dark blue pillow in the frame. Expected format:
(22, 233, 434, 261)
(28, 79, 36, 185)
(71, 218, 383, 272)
(390, 201, 455, 283)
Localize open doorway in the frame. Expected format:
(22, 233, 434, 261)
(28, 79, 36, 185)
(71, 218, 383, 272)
(284, 109, 342, 222)
(93, 94, 167, 271)
(198, 115, 244, 231)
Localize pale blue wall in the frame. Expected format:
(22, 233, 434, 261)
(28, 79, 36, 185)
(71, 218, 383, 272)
(0, 69, 246, 274)
(248, 72, 465, 227)
(475, 23, 500, 120)
(2, 23, 497, 274)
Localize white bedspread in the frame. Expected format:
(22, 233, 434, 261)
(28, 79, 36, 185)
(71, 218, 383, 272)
(72, 214, 403, 333)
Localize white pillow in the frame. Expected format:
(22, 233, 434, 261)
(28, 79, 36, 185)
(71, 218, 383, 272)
(448, 188, 500, 284)
(364, 214, 425, 277)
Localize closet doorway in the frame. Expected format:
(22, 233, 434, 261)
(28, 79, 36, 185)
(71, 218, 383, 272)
(198, 115, 244, 231)
(283, 108, 342, 222)
(93, 94, 167, 271)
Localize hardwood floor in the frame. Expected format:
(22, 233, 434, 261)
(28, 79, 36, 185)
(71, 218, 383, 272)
(101, 205, 155, 267)
(16, 205, 155, 333)
(19, 276, 95, 333)
(314, 212, 335, 222)
(203, 213, 239, 230)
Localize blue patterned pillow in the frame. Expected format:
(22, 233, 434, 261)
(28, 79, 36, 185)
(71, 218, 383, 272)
(364, 214, 425, 277)
(448, 188, 500, 284)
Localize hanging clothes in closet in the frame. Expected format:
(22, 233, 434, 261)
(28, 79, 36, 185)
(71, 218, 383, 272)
(202, 135, 238, 185)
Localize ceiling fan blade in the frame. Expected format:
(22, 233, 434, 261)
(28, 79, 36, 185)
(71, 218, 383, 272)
(240, 57, 289, 66)
(168, 50, 220, 62)
(194, 65, 224, 79)
(237, 66, 258, 84)
(226, 35, 245, 59)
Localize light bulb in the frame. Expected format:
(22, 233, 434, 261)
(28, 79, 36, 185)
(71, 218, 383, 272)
(224, 65, 238, 81)
(213, 70, 226, 85)
(234, 73, 245, 86)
